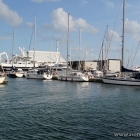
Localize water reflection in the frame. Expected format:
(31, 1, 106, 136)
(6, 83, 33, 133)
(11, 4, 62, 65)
(43, 79, 52, 83)
(0, 84, 6, 88)
(75, 82, 91, 99)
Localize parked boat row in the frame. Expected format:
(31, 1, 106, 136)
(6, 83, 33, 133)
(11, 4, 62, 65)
(1, 0, 140, 86)
(1, 61, 140, 87)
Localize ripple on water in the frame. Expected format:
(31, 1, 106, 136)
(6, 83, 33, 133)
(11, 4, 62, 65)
(0, 78, 140, 139)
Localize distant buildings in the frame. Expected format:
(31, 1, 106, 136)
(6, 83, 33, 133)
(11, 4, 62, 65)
(69, 59, 121, 72)
(27, 50, 66, 65)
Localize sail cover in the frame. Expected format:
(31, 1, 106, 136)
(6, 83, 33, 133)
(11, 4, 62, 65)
(121, 66, 138, 72)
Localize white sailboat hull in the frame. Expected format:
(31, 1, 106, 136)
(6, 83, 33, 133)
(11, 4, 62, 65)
(9, 73, 23, 78)
(26, 73, 52, 80)
(45, 74, 52, 80)
(58, 75, 89, 82)
(15, 73, 23, 78)
(8, 69, 24, 78)
(102, 77, 140, 86)
(0, 76, 5, 84)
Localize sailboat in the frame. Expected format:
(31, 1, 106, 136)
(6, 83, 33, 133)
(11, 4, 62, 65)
(58, 14, 89, 82)
(102, 0, 140, 86)
(8, 27, 24, 78)
(9, 66, 24, 78)
(26, 16, 52, 80)
(0, 65, 6, 84)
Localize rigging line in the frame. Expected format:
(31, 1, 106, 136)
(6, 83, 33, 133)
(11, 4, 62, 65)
(105, 1, 122, 60)
(125, 5, 136, 68)
(125, 49, 129, 68)
(127, 45, 133, 68)
(98, 25, 107, 62)
(29, 25, 34, 50)
(131, 41, 140, 67)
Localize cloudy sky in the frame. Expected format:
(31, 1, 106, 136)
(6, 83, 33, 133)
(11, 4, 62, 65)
(0, 0, 140, 67)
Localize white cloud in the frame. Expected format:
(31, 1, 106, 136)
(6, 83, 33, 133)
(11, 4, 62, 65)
(125, 18, 140, 34)
(124, 18, 140, 41)
(44, 8, 98, 35)
(0, 36, 11, 41)
(106, 30, 120, 42)
(82, 0, 88, 4)
(26, 22, 34, 28)
(110, 46, 121, 52)
(125, 2, 132, 9)
(106, 1, 114, 8)
(0, 0, 22, 26)
(31, 0, 60, 3)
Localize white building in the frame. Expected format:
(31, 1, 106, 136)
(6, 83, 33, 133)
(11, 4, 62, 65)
(27, 50, 66, 65)
(71, 59, 121, 72)
(84, 61, 98, 70)
(108, 59, 121, 72)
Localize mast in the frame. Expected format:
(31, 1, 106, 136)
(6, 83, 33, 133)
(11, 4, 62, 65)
(70, 46, 71, 68)
(33, 15, 36, 68)
(84, 40, 88, 69)
(85, 40, 88, 65)
(122, 0, 125, 68)
(99, 25, 108, 72)
(12, 27, 15, 66)
(66, 13, 70, 74)
(106, 25, 108, 71)
(78, 27, 81, 70)
(101, 40, 103, 71)
(50, 41, 52, 66)
(56, 40, 58, 52)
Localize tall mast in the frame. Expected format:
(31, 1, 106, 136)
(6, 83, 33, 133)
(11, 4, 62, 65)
(85, 40, 88, 70)
(101, 40, 103, 71)
(56, 40, 58, 52)
(85, 40, 88, 62)
(106, 25, 108, 71)
(33, 15, 36, 68)
(67, 14, 70, 74)
(12, 27, 15, 66)
(79, 27, 81, 70)
(122, 0, 125, 68)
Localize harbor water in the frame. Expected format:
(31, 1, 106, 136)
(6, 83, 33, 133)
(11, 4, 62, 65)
(0, 78, 140, 139)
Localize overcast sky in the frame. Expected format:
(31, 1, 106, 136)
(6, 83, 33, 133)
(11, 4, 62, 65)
(0, 0, 140, 67)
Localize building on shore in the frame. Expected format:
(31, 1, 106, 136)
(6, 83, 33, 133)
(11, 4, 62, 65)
(27, 50, 66, 66)
(0, 48, 66, 71)
(69, 59, 121, 72)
